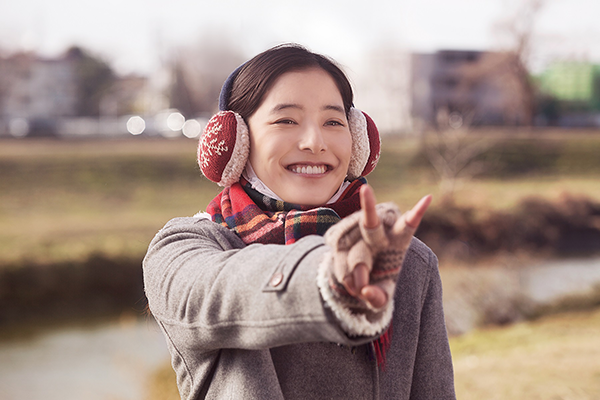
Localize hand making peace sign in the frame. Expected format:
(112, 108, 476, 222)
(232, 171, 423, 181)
(327, 184, 432, 311)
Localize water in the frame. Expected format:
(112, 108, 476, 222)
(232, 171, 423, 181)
(0, 316, 170, 400)
(521, 258, 600, 303)
(441, 257, 600, 335)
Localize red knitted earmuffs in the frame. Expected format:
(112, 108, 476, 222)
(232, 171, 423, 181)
(198, 64, 381, 187)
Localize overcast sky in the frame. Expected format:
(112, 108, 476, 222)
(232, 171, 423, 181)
(1, 0, 598, 75)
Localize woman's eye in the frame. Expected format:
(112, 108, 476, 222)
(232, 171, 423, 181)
(275, 119, 295, 125)
(325, 120, 344, 127)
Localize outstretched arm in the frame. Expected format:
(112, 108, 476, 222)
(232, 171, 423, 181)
(143, 217, 379, 353)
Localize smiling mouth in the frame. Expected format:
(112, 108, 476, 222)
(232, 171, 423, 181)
(287, 164, 329, 175)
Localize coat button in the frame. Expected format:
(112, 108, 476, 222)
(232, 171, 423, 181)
(270, 272, 284, 287)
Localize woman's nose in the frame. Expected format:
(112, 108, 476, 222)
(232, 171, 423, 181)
(298, 123, 327, 153)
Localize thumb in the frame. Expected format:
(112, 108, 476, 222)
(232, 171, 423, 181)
(392, 195, 432, 236)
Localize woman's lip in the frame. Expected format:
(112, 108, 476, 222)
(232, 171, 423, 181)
(286, 162, 332, 168)
(286, 163, 331, 175)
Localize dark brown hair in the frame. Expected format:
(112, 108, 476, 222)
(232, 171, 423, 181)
(227, 44, 353, 120)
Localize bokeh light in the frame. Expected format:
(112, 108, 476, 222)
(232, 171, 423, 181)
(166, 112, 185, 131)
(182, 119, 203, 138)
(9, 118, 29, 138)
(126, 116, 145, 135)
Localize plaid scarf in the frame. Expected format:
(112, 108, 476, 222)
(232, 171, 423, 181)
(206, 176, 391, 368)
(207, 177, 366, 245)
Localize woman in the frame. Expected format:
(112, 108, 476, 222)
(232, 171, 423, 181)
(143, 43, 455, 399)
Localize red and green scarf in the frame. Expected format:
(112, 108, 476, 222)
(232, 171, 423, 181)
(207, 177, 366, 245)
(206, 176, 391, 367)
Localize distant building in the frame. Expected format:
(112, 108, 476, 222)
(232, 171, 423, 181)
(537, 61, 600, 127)
(539, 62, 600, 108)
(539, 62, 600, 103)
(411, 50, 516, 127)
(0, 50, 153, 137)
(0, 52, 78, 121)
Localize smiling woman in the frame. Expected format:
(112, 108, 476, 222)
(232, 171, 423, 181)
(246, 68, 352, 206)
(143, 43, 455, 400)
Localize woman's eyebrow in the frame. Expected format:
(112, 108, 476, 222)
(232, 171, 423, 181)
(322, 105, 345, 114)
(270, 103, 302, 113)
(269, 104, 345, 114)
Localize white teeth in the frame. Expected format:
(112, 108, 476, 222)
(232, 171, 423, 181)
(291, 165, 326, 175)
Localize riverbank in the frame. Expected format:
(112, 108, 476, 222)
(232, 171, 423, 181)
(0, 254, 145, 327)
(2, 256, 599, 400)
(441, 256, 600, 336)
(1, 134, 599, 397)
(2, 134, 600, 268)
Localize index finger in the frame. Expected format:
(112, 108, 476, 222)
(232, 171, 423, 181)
(360, 184, 379, 229)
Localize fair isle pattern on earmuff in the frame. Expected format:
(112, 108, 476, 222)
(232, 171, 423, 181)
(198, 65, 381, 187)
(198, 111, 250, 187)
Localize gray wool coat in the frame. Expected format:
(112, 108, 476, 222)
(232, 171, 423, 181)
(143, 216, 456, 399)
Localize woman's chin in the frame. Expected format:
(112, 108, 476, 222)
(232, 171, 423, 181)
(271, 173, 347, 206)
(280, 191, 333, 207)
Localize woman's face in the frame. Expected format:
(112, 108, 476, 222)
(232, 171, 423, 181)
(247, 68, 352, 206)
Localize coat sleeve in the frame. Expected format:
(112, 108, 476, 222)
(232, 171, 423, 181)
(142, 217, 377, 354)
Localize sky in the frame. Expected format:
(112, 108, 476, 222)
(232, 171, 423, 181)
(1, 0, 599, 76)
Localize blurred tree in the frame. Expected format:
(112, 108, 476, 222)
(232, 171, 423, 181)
(357, 43, 413, 134)
(494, 0, 545, 126)
(457, 0, 546, 126)
(0, 48, 12, 114)
(537, 93, 560, 125)
(423, 107, 493, 204)
(167, 37, 246, 117)
(0, 59, 7, 113)
(169, 58, 196, 118)
(66, 46, 117, 116)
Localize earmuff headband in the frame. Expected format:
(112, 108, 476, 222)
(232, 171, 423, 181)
(198, 64, 381, 187)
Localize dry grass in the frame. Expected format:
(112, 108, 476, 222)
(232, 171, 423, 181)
(0, 137, 220, 266)
(1, 133, 599, 266)
(147, 361, 180, 400)
(451, 306, 600, 400)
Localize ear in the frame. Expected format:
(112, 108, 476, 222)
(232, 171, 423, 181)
(347, 108, 381, 180)
(197, 111, 250, 187)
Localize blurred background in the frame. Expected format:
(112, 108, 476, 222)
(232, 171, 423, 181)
(0, 0, 599, 398)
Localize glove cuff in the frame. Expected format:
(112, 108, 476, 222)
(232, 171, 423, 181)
(317, 251, 394, 337)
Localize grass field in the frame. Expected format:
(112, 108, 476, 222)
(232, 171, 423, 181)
(1, 130, 599, 267)
(451, 306, 600, 400)
(0, 138, 219, 266)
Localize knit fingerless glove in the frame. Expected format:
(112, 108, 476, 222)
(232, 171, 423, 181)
(317, 202, 415, 337)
